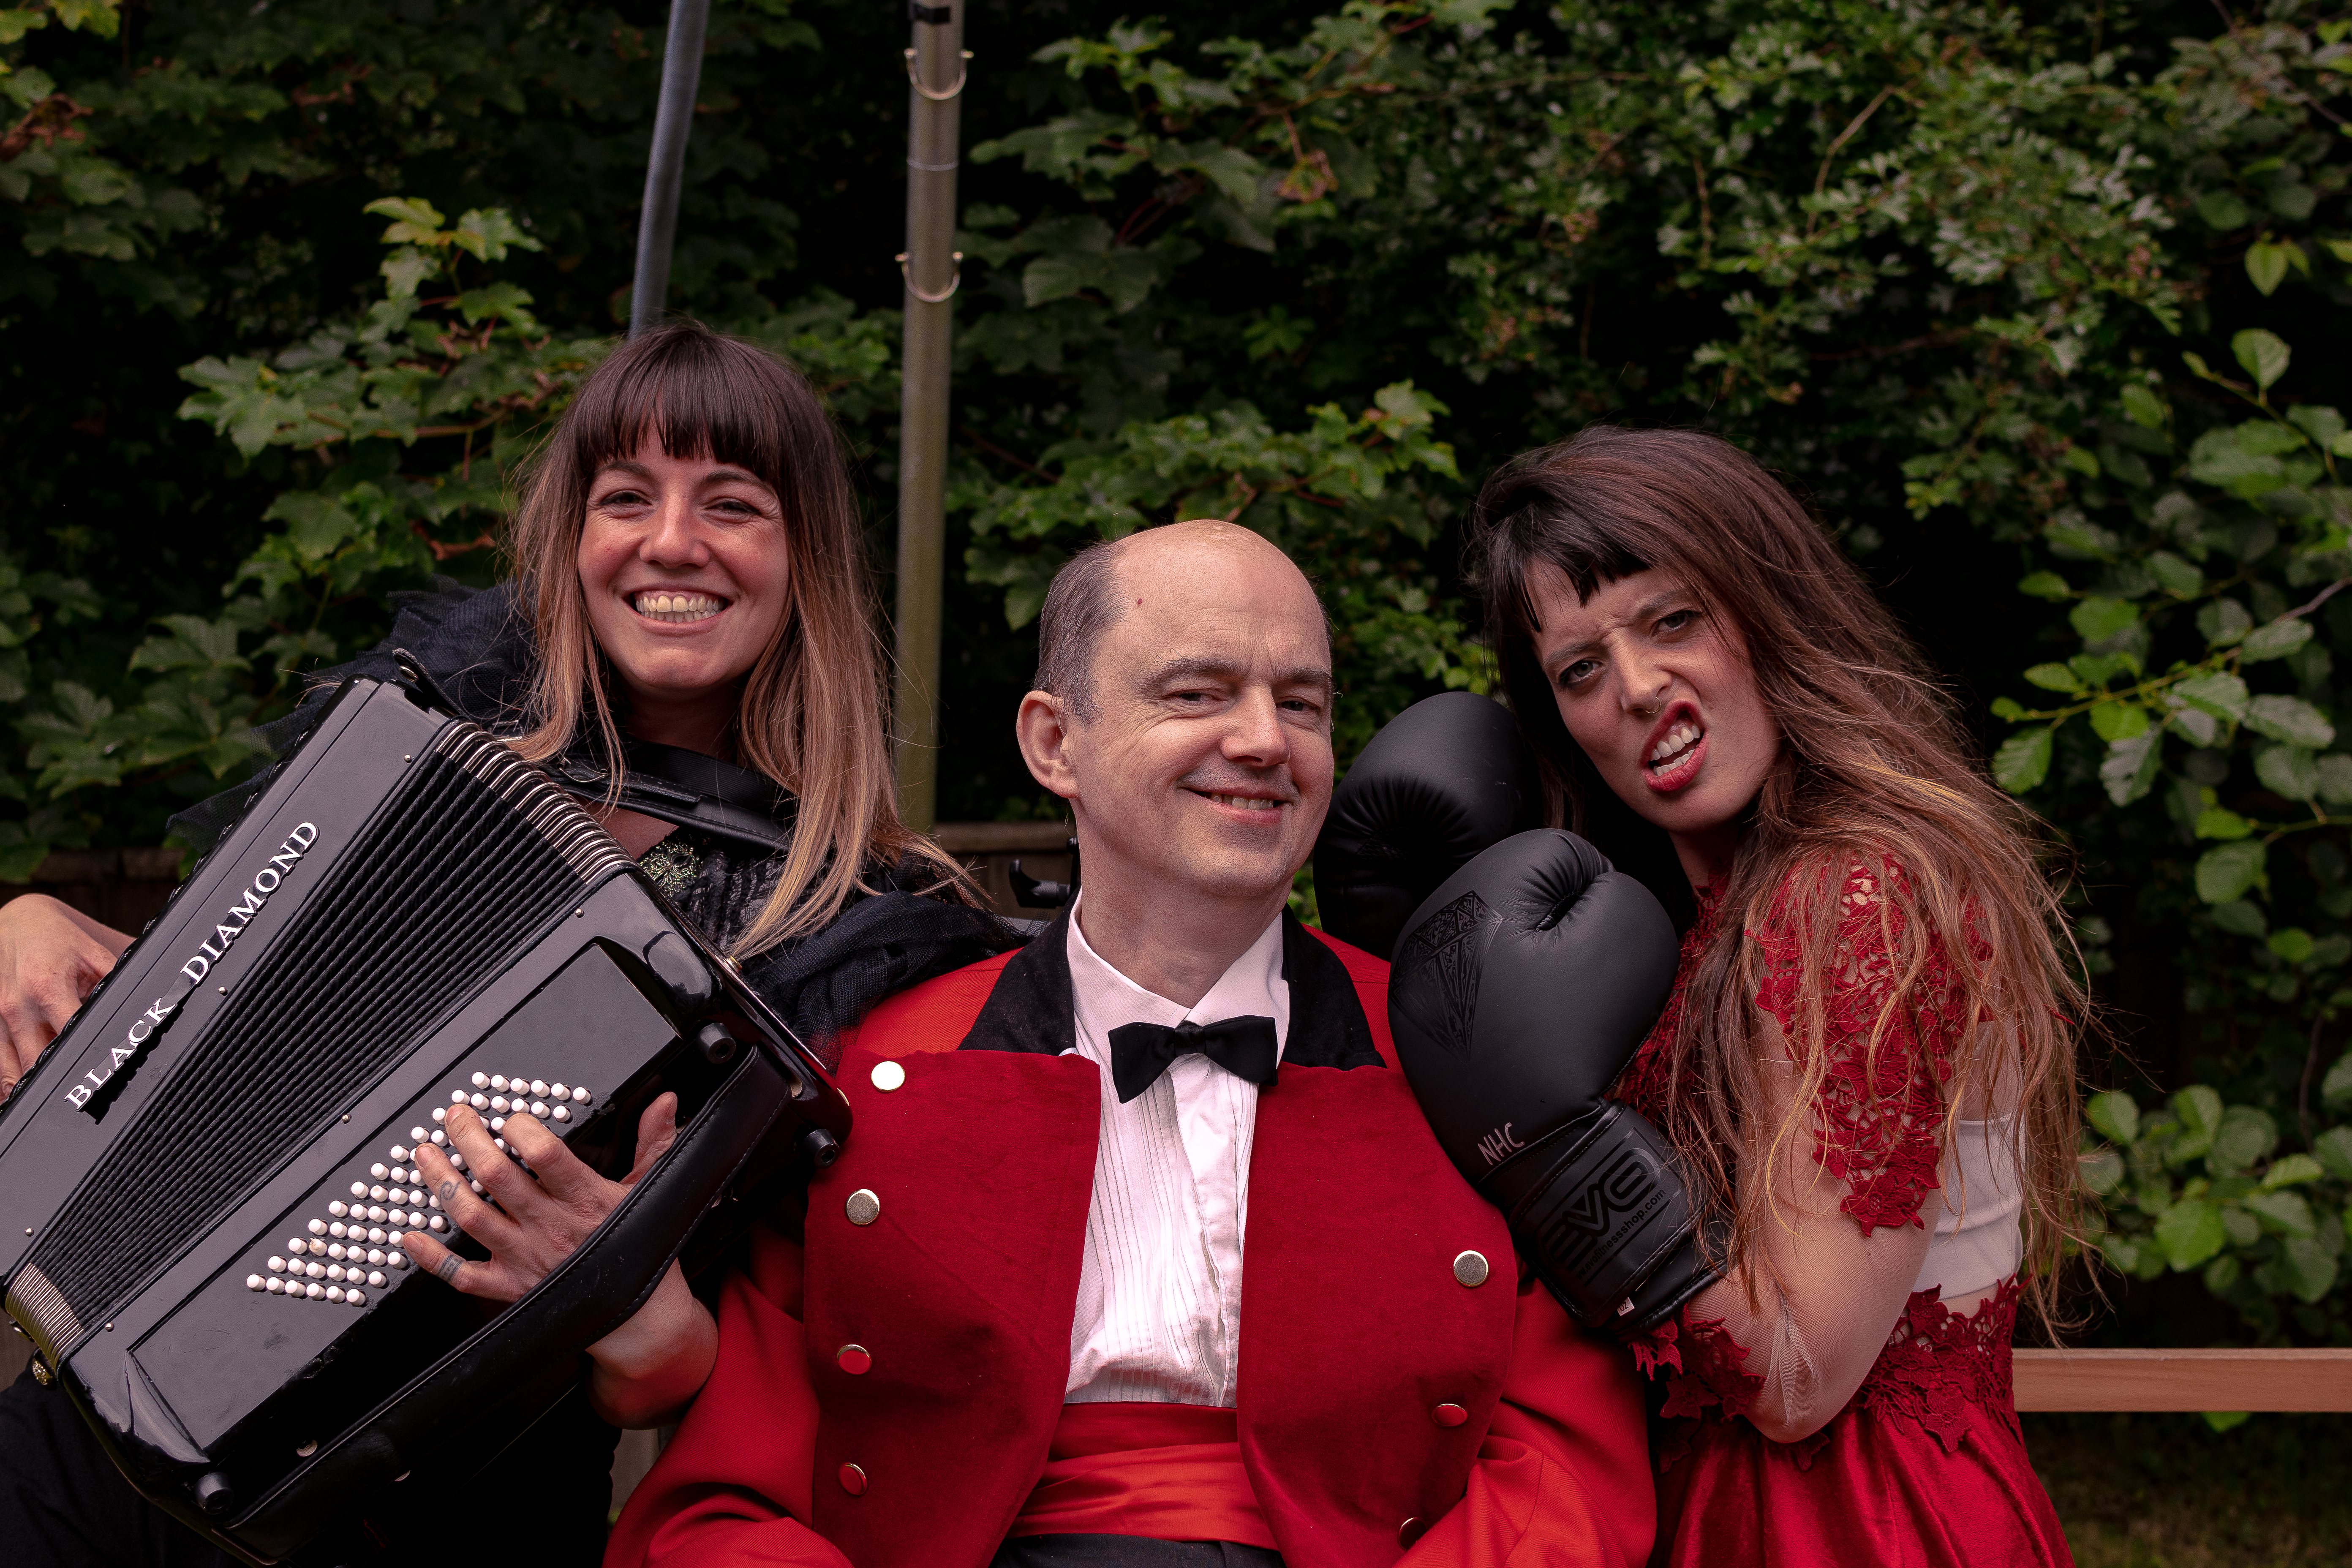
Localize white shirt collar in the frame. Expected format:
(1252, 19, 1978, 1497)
(1064, 894, 1289, 1062)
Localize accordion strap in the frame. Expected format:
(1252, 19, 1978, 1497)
(549, 738, 796, 857)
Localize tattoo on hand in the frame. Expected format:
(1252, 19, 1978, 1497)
(435, 1255, 460, 1284)
(440, 1179, 457, 1203)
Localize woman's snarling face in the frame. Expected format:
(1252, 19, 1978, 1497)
(1526, 562, 1779, 885)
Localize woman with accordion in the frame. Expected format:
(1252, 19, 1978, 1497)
(0, 321, 1015, 1566)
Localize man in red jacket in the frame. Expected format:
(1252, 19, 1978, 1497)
(606, 520, 1653, 1568)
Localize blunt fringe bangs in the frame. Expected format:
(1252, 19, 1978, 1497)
(1470, 425, 2090, 1334)
(505, 320, 967, 958)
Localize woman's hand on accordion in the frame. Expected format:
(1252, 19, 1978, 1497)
(0, 895, 133, 1101)
(399, 1095, 720, 1428)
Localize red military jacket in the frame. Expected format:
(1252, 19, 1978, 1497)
(606, 914, 1652, 1568)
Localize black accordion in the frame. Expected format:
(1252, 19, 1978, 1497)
(0, 670, 849, 1562)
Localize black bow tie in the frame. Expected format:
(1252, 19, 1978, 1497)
(1106, 1015, 1280, 1104)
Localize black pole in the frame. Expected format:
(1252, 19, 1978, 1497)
(630, 0, 711, 338)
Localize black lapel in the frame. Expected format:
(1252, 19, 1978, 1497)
(1280, 912, 1385, 1071)
(957, 908, 1078, 1056)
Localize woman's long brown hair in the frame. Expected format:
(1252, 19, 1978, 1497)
(506, 321, 966, 956)
(1472, 425, 2085, 1329)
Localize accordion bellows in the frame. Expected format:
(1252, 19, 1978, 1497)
(0, 671, 849, 1563)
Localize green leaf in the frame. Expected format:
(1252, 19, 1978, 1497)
(2256, 744, 2322, 800)
(2278, 1234, 2340, 1303)
(2233, 329, 2292, 392)
(2196, 840, 2268, 903)
(2288, 406, 2346, 450)
(2064, 445, 2102, 478)
(1990, 696, 2027, 721)
(2204, 1411, 2254, 1434)
(2089, 701, 2149, 741)
(363, 195, 448, 247)
(1992, 728, 2053, 794)
(2196, 807, 2255, 840)
(2087, 1089, 2141, 1146)
(2070, 597, 2140, 644)
(2148, 552, 2203, 596)
(2248, 242, 2293, 296)
(2121, 385, 2168, 430)
(2261, 1153, 2327, 1190)
(2246, 695, 2336, 749)
(2102, 732, 2163, 806)
(2081, 1146, 2126, 1194)
(2321, 1051, 2352, 1111)
(2211, 1105, 2281, 1176)
(2175, 671, 2251, 721)
(2200, 600, 2255, 648)
(2212, 899, 2269, 937)
(2313, 1124, 2352, 1177)
(2156, 1198, 2229, 1270)
(2198, 191, 2251, 230)
(2017, 572, 2072, 602)
(2240, 618, 2315, 662)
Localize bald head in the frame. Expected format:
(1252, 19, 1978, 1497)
(1034, 520, 1326, 722)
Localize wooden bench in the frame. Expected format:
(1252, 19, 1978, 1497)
(2013, 1348, 2352, 1411)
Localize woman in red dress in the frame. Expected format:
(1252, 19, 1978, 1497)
(1470, 426, 2083, 1565)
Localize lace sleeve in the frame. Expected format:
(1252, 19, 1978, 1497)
(1751, 861, 1963, 1236)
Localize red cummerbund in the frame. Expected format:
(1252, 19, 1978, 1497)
(1005, 1402, 1276, 1548)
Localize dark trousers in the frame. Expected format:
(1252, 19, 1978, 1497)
(992, 1539, 1284, 1568)
(0, 1366, 619, 1568)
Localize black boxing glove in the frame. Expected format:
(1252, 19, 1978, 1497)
(1315, 692, 1538, 961)
(1389, 829, 1721, 1337)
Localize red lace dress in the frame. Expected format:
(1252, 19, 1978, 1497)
(1617, 868, 2071, 1568)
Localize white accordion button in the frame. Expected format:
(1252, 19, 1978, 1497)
(266, 1278, 285, 1294)
(493, 1138, 508, 1153)
(530, 1101, 549, 1118)
(324, 1286, 344, 1302)
(431, 1130, 447, 1146)
(366, 1248, 385, 1264)
(325, 1265, 345, 1281)
(267, 1256, 286, 1273)
(530, 1079, 549, 1098)
(369, 1184, 387, 1201)
(328, 1201, 348, 1218)
(428, 1216, 447, 1232)
(389, 1166, 409, 1184)
(386, 1251, 409, 1269)
(367, 1270, 387, 1287)
(553, 1106, 570, 1122)
(246, 1274, 264, 1290)
(490, 1096, 509, 1113)
(369, 1163, 388, 1180)
(489, 1117, 505, 1132)
(304, 1262, 324, 1279)
(410, 1124, 429, 1141)
(448, 1152, 466, 1171)
(472, 1072, 489, 1089)
(469, 1180, 485, 1195)
(304, 1283, 323, 1299)
(490, 1074, 508, 1091)
(571, 1086, 591, 1103)
(346, 1289, 365, 1307)
(389, 1145, 410, 1162)
(451, 1091, 467, 1105)
(326, 1242, 345, 1259)
(307, 1219, 326, 1236)
(432, 1107, 448, 1123)
(470, 1094, 488, 1110)
(363, 1205, 382, 1222)
(350, 1181, 368, 1198)
(549, 1082, 568, 1100)
(327, 1225, 346, 1241)
(367, 1228, 385, 1244)
(288, 1238, 307, 1254)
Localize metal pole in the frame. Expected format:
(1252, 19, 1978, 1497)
(629, 0, 711, 338)
(893, 2, 969, 830)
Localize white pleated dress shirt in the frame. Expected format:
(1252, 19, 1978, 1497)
(1061, 898, 1289, 1408)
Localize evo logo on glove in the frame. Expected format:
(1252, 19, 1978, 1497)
(1527, 1143, 1671, 1279)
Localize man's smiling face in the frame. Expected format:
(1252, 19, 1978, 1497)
(1036, 522, 1336, 914)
